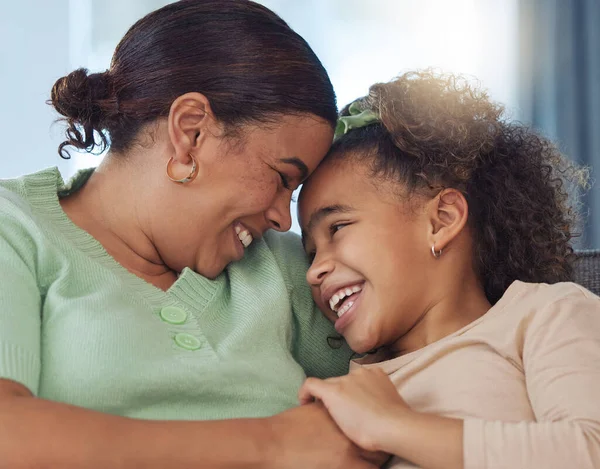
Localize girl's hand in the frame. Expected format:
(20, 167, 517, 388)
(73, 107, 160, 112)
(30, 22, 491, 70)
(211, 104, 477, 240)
(298, 367, 411, 453)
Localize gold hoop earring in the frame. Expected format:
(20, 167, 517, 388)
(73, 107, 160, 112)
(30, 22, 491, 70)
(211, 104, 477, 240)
(166, 154, 198, 184)
(431, 244, 442, 258)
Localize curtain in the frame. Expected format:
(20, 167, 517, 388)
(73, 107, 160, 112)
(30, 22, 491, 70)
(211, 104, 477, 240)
(519, 0, 600, 248)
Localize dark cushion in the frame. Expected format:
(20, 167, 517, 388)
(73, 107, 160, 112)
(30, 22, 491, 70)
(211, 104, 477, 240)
(573, 250, 600, 296)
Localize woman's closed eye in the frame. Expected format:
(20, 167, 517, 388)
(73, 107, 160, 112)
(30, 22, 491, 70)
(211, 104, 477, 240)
(278, 171, 292, 191)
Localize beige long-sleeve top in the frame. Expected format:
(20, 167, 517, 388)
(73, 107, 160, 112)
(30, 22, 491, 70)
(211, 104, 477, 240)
(351, 281, 600, 469)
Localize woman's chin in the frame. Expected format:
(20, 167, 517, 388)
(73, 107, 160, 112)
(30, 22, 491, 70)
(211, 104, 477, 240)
(193, 259, 226, 280)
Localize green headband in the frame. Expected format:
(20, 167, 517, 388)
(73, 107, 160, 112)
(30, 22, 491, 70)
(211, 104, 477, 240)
(334, 101, 380, 140)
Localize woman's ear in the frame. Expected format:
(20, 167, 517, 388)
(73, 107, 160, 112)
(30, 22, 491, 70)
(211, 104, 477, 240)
(167, 92, 214, 165)
(428, 188, 469, 252)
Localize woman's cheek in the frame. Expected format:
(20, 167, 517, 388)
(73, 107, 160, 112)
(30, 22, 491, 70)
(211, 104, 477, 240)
(243, 184, 278, 212)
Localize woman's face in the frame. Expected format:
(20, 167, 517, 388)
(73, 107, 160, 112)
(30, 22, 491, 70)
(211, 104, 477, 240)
(159, 114, 334, 279)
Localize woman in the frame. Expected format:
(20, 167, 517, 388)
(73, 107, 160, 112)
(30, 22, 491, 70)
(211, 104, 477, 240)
(0, 1, 382, 468)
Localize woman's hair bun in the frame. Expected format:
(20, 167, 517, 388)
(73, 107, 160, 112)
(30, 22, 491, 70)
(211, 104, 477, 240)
(49, 68, 114, 158)
(50, 68, 110, 123)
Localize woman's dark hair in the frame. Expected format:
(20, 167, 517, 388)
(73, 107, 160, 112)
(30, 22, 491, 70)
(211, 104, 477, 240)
(326, 70, 588, 304)
(50, 0, 337, 158)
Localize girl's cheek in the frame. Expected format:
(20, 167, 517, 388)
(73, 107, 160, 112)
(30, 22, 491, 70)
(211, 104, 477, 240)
(312, 288, 336, 322)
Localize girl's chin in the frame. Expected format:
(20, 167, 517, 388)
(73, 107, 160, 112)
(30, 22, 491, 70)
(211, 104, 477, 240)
(344, 330, 379, 355)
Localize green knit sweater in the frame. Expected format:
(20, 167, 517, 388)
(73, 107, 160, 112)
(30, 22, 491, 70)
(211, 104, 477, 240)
(0, 167, 351, 420)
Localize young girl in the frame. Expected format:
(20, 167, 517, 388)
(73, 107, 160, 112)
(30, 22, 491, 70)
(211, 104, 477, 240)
(297, 71, 600, 469)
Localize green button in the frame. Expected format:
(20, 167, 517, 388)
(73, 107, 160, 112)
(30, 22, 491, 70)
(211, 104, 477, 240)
(160, 306, 187, 325)
(174, 333, 202, 351)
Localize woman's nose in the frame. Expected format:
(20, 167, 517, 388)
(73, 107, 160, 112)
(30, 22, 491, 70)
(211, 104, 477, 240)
(265, 192, 293, 232)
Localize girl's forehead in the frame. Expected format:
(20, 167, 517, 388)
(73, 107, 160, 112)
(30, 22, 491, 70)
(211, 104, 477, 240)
(300, 161, 384, 225)
(302, 156, 391, 203)
(301, 159, 353, 202)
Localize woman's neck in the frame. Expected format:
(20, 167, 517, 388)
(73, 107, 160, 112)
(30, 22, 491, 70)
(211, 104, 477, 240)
(59, 155, 178, 291)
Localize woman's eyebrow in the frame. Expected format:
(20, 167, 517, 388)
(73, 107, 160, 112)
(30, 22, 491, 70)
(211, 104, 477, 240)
(279, 157, 309, 181)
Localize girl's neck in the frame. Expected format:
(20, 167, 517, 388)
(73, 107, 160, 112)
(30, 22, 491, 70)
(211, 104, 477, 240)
(390, 272, 491, 357)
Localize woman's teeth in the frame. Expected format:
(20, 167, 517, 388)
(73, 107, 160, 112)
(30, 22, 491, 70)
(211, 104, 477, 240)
(235, 225, 253, 248)
(329, 284, 363, 313)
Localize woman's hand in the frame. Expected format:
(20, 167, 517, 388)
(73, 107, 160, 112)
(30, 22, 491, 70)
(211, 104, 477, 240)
(298, 367, 411, 453)
(266, 401, 389, 469)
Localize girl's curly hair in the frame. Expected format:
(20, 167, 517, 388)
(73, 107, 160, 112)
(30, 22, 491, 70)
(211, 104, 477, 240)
(328, 70, 589, 304)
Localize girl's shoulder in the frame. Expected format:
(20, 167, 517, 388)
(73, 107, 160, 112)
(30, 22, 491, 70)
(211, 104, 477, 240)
(498, 280, 600, 348)
(500, 280, 598, 310)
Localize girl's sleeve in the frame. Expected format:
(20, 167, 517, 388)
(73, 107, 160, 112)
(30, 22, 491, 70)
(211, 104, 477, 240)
(264, 231, 353, 379)
(0, 198, 42, 395)
(463, 287, 600, 469)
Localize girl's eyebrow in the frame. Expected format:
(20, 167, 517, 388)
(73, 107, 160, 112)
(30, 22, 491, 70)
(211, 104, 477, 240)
(304, 204, 354, 235)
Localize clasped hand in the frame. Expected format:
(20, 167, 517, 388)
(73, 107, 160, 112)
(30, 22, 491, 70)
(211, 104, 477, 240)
(299, 367, 412, 455)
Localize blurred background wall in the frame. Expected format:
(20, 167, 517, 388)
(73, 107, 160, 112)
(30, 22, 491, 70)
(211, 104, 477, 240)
(0, 0, 598, 243)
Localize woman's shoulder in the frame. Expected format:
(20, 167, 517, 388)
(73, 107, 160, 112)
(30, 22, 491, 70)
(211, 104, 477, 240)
(0, 183, 38, 237)
(260, 230, 310, 292)
(0, 179, 31, 214)
(0, 167, 61, 212)
(0, 168, 68, 269)
(0, 167, 60, 230)
(262, 230, 309, 267)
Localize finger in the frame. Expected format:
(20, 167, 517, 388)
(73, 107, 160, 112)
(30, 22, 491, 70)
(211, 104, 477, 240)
(361, 449, 392, 466)
(298, 377, 320, 405)
(353, 461, 379, 469)
(298, 396, 316, 406)
(298, 377, 330, 405)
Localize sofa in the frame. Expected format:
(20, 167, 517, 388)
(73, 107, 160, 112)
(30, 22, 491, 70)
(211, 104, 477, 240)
(573, 250, 600, 295)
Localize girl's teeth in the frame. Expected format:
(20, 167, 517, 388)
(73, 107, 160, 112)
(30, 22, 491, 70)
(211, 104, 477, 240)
(337, 301, 354, 318)
(330, 292, 344, 311)
(329, 284, 363, 312)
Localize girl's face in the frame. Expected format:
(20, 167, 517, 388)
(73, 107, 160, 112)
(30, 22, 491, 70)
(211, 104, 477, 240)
(299, 157, 437, 354)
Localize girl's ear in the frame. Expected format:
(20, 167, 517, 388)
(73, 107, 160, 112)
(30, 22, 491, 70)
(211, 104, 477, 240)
(427, 188, 469, 252)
